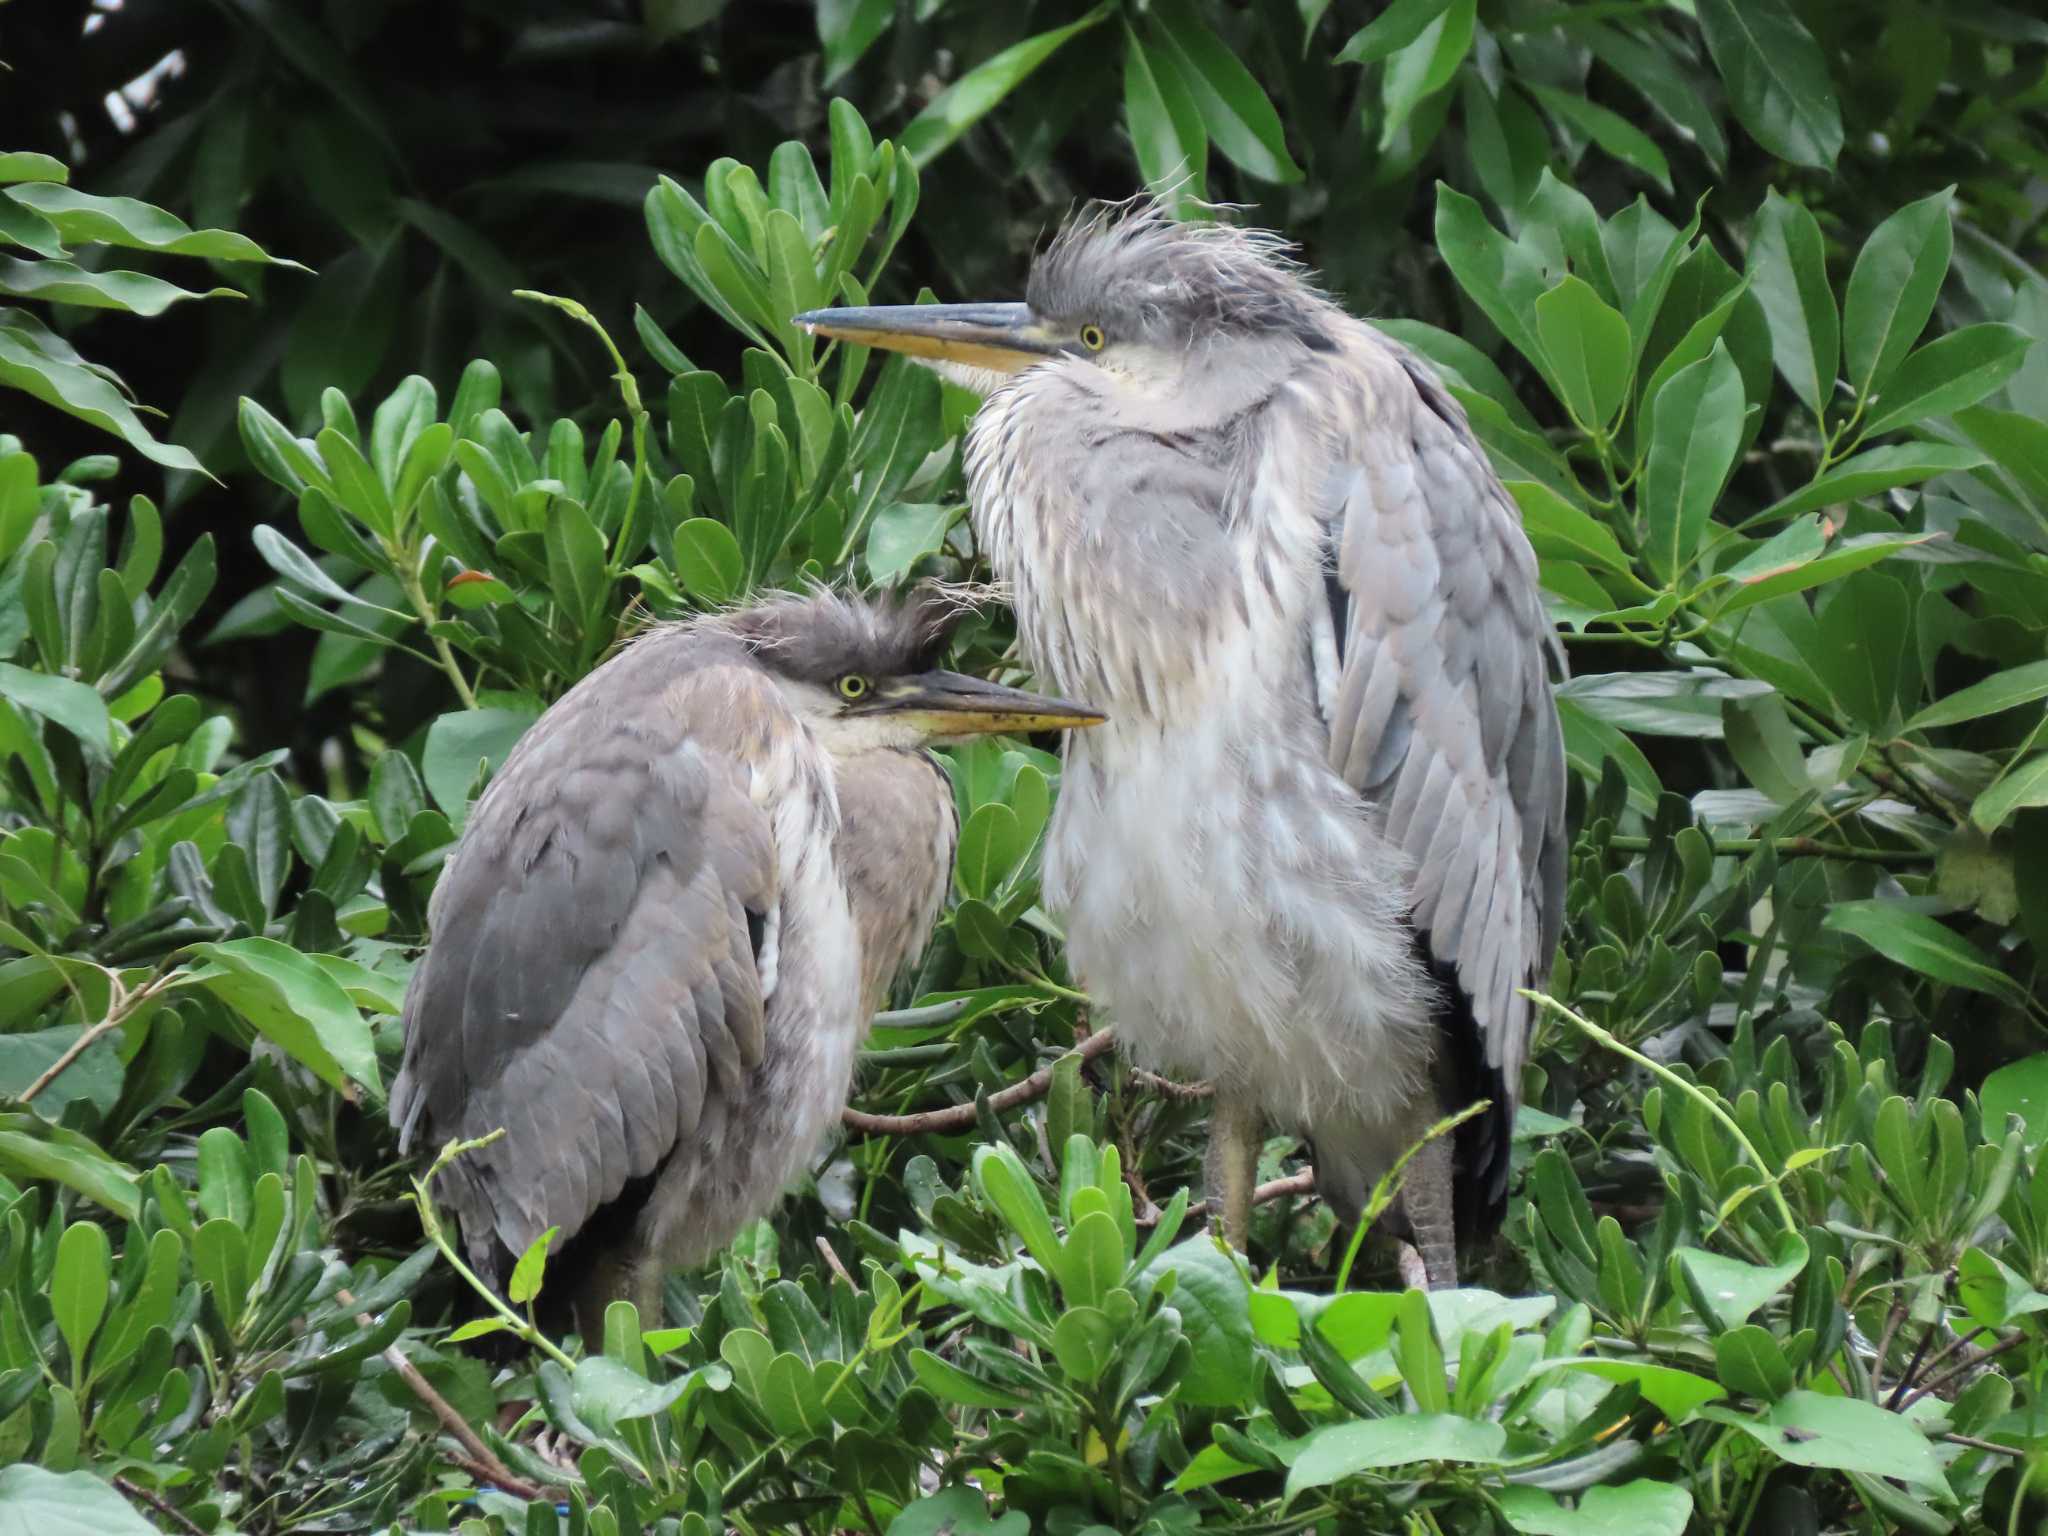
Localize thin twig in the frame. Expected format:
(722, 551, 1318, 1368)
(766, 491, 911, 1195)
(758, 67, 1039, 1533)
(842, 1027, 1117, 1135)
(1885, 1317, 1942, 1410)
(1940, 1432, 2023, 1457)
(1130, 1069, 1213, 1101)
(336, 1286, 558, 1501)
(1898, 1331, 2027, 1410)
(1144, 1168, 1318, 1229)
(23, 1014, 126, 1102)
(23, 970, 176, 1103)
(1603, 833, 1933, 867)
(1872, 1302, 1906, 1402)
(815, 1235, 856, 1289)
(1892, 1324, 1989, 1407)
(114, 1475, 207, 1536)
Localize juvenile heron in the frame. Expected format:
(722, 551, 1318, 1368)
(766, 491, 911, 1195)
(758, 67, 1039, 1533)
(798, 201, 1567, 1287)
(391, 585, 1103, 1335)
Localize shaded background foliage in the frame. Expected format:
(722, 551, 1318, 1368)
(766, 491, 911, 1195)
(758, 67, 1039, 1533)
(6, 1, 2048, 1533)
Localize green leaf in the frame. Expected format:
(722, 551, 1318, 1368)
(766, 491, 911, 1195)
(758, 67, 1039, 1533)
(1908, 658, 2048, 730)
(1550, 1359, 1727, 1422)
(1056, 1210, 1126, 1310)
(1843, 188, 1954, 397)
(1712, 526, 1936, 618)
(0, 311, 205, 474)
(1149, 0, 1304, 182)
(1535, 276, 1632, 431)
(1137, 1236, 1254, 1409)
(1524, 84, 1672, 194)
(1049, 1305, 1117, 1384)
(1700, 1390, 1947, 1490)
(0, 1465, 162, 1536)
(1746, 191, 1838, 418)
(1713, 1323, 1794, 1400)
(0, 1113, 139, 1221)
(1378, 0, 1475, 151)
(818, 0, 893, 84)
(52, 1220, 111, 1382)
(1973, 755, 2048, 835)
(1673, 1234, 1806, 1331)
(0, 257, 238, 316)
(1981, 1055, 2048, 1146)
(1498, 1483, 1693, 1536)
(899, 5, 1114, 167)
(1695, 0, 1843, 169)
(421, 706, 540, 820)
(7, 183, 301, 266)
(1433, 185, 1552, 385)
(909, 1347, 1032, 1409)
(956, 803, 1027, 899)
(1508, 482, 1632, 578)
(0, 662, 110, 758)
(973, 1142, 1062, 1263)
(673, 516, 744, 603)
(1286, 1414, 1506, 1497)
(509, 1226, 558, 1306)
(1124, 24, 1208, 206)
(1823, 902, 2031, 1007)
(1335, 0, 1449, 64)
(1751, 442, 1984, 525)
(866, 502, 961, 585)
(188, 936, 384, 1097)
(0, 153, 69, 185)
(1643, 343, 1744, 581)
(1860, 323, 2034, 440)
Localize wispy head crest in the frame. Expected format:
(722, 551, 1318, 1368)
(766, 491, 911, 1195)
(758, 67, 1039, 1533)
(1026, 192, 1337, 348)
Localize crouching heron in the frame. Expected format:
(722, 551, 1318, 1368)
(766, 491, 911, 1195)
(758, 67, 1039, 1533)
(798, 200, 1567, 1287)
(391, 585, 1103, 1336)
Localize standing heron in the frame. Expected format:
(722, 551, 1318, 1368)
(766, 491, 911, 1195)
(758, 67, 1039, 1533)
(391, 585, 1103, 1336)
(797, 201, 1567, 1287)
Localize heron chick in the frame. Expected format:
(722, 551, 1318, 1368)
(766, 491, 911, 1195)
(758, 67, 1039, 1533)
(798, 200, 1567, 1288)
(391, 584, 1103, 1337)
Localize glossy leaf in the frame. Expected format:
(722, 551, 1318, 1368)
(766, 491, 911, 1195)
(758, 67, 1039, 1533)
(1842, 188, 1954, 396)
(1695, 0, 1843, 169)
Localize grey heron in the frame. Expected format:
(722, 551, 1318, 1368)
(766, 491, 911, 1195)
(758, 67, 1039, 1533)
(391, 585, 1104, 1336)
(797, 201, 1567, 1287)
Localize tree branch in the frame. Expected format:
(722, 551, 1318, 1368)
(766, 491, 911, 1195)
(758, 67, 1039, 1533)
(337, 1287, 558, 1501)
(842, 1027, 1117, 1136)
(1139, 1168, 1318, 1229)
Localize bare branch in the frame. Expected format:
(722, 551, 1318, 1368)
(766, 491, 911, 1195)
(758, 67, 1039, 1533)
(842, 1027, 1117, 1136)
(1140, 1167, 1317, 1229)
(336, 1286, 560, 1501)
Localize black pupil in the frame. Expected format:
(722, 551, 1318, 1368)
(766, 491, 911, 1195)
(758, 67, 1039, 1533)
(843, 677, 864, 695)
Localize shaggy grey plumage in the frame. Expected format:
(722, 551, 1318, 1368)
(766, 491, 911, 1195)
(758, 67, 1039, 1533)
(799, 198, 1567, 1286)
(391, 585, 1101, 1335)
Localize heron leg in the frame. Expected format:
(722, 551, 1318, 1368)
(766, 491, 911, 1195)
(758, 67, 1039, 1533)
(1400, 1130, 1458, 1290)
(1205, 1091, 1262, 1250)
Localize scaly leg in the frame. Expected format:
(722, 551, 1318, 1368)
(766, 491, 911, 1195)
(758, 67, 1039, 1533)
(1400, 1129, 1458, 1290)
(1205, 1089, 1263, 1251)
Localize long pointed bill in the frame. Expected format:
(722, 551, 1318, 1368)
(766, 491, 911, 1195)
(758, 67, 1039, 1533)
(793, 303, 1058, 376)
(871, 671, 1105, 739)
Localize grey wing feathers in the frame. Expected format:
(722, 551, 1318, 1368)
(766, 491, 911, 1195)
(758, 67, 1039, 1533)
(1323, 337, 1568, 1128)
(389, 645, 780, 1283)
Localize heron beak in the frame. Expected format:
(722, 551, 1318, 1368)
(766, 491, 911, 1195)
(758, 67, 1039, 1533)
(792, 302, 1058, 375)
(871, 671, 1106, 739)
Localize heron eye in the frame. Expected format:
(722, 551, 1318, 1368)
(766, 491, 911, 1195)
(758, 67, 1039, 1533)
(1079, 323, 1107, 351)
(836, 674, 872, 701)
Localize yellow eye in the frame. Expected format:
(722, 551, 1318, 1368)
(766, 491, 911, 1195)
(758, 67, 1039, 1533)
(837, 674, 871, 701)
(1079, 323, 1106, 351)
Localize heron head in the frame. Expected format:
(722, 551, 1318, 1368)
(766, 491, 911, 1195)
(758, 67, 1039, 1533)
(794, 196, 1337, 403)
(715, 583, 1105, 751)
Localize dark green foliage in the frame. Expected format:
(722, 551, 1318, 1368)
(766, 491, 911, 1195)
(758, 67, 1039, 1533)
(6, 4, 2048, 1533)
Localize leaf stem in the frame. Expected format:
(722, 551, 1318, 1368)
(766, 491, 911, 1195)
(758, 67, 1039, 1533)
(1522, 990, 1799, 1237)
